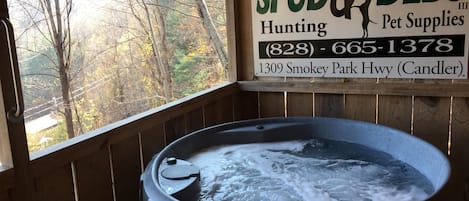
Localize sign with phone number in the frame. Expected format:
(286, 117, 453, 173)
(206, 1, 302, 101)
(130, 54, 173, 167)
(252, 0, 469, 79)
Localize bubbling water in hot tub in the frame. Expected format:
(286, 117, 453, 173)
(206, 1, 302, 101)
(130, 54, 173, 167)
(189, 138, 434, 201)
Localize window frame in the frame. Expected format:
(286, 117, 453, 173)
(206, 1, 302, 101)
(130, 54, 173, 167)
(0, 1, 35, 200)
(0, 81, 13, 170)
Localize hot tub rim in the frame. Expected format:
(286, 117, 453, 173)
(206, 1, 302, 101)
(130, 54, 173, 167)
(144, 117, 451, 201)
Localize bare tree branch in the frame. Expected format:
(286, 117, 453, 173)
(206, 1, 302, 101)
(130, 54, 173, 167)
(194, 0, 228, 70)
(16, 0, 54, 44)
(17, 46, 59, 66)
(146, 2, 201, 20)
(173, 0, 196, 8)
(70, 36, 141, 81)
(20, 73, 59, 78)
(128, 0, 150, 36)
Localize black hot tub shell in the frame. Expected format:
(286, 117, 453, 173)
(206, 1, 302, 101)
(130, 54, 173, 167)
(140, 117, 450, 201)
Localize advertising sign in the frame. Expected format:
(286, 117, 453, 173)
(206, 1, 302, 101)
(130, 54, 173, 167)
(252, 0, 469, 79)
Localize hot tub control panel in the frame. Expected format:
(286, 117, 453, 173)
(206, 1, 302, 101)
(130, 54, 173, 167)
(158, 157, 201, 201)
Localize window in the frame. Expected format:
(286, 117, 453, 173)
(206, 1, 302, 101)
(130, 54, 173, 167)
(8, 0, 228, 153)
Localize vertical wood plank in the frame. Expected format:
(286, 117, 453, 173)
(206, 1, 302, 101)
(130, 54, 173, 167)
(0, 169, 14, 195)
(234, 91, 258, 120)
(111, 135, 141, 201)
(345, 94, 375, 123)
(0, 170, 13, 201)
(140, 122, 165, 166)
(451, 97, 469, 201)
(287, 93, 313, 117)
(74, 149, 113, 201)
(378, 95, 412, 132)
(0, 190, 10, 201)
(164, 115, 186, 144)
(226, 0, 238, 82)
(259, 92, 284, 118)
(314, 94, 344, 118)
(413, 96, 450, 152)
(186, 108, 204, 133)
(204, 95, 234, 127)
(235, 0, 254, 80)
(35, 165, 75, 201)
(413, 96, 456, 201)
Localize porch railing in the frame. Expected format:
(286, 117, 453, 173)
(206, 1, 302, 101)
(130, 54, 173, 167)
(1, 80, 469, 201)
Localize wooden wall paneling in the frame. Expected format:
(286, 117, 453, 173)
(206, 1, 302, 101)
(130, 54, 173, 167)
(238, 80, 469, 97)
(259, 92, 285, 118)
(30, 133, 128, 178)
(0, 169, 14, 195)
(0, 190, 10, 201)
(234, 91, 259, 120)
(186, 107, 204, 133)
(412, 77, 451, 153)
(204, 95, 234, 127)
(450, 97, 469, 201)
(0, 189, 11, 201)
(378, 95, 412, 132)
(377, 79, 412, 132)
(413, 96, 450, 152)
(34, 164, 75, 201)
(0, 169, 15, 201)
(314, 94, 344, 118)
(440, 63, 469, 201)
(110, 134, 141, 201)
(413, 96, 455, 201)
(343, 79, 376, 123)
(140, 122, 165, 166)
(74, 148, 113, 201)
(344, 95, 376, 123)
(287, 93, 313, 117)
(164, 115, 186, 144)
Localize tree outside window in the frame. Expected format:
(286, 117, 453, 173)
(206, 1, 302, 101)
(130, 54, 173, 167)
(8, 0, 228, 152)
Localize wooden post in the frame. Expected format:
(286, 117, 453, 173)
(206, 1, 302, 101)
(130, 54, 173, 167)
(0, 2, 34, 200)
(226, 0, 238, 82)
(234, 0, 254, 81)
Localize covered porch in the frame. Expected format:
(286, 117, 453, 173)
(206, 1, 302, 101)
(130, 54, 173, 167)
(1, 0, 469, 201)
(1, 80, 469, 200)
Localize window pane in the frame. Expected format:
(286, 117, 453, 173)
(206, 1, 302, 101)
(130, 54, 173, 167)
(9, 0, 228, 153)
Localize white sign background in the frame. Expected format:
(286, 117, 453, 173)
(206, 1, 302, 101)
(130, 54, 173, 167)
(252, 0, 469, 79)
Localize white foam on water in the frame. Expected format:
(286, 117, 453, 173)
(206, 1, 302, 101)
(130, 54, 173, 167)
(189, 139, 432, 201)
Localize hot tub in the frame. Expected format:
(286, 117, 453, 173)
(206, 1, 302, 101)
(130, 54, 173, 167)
(140, 117, 450, 201)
